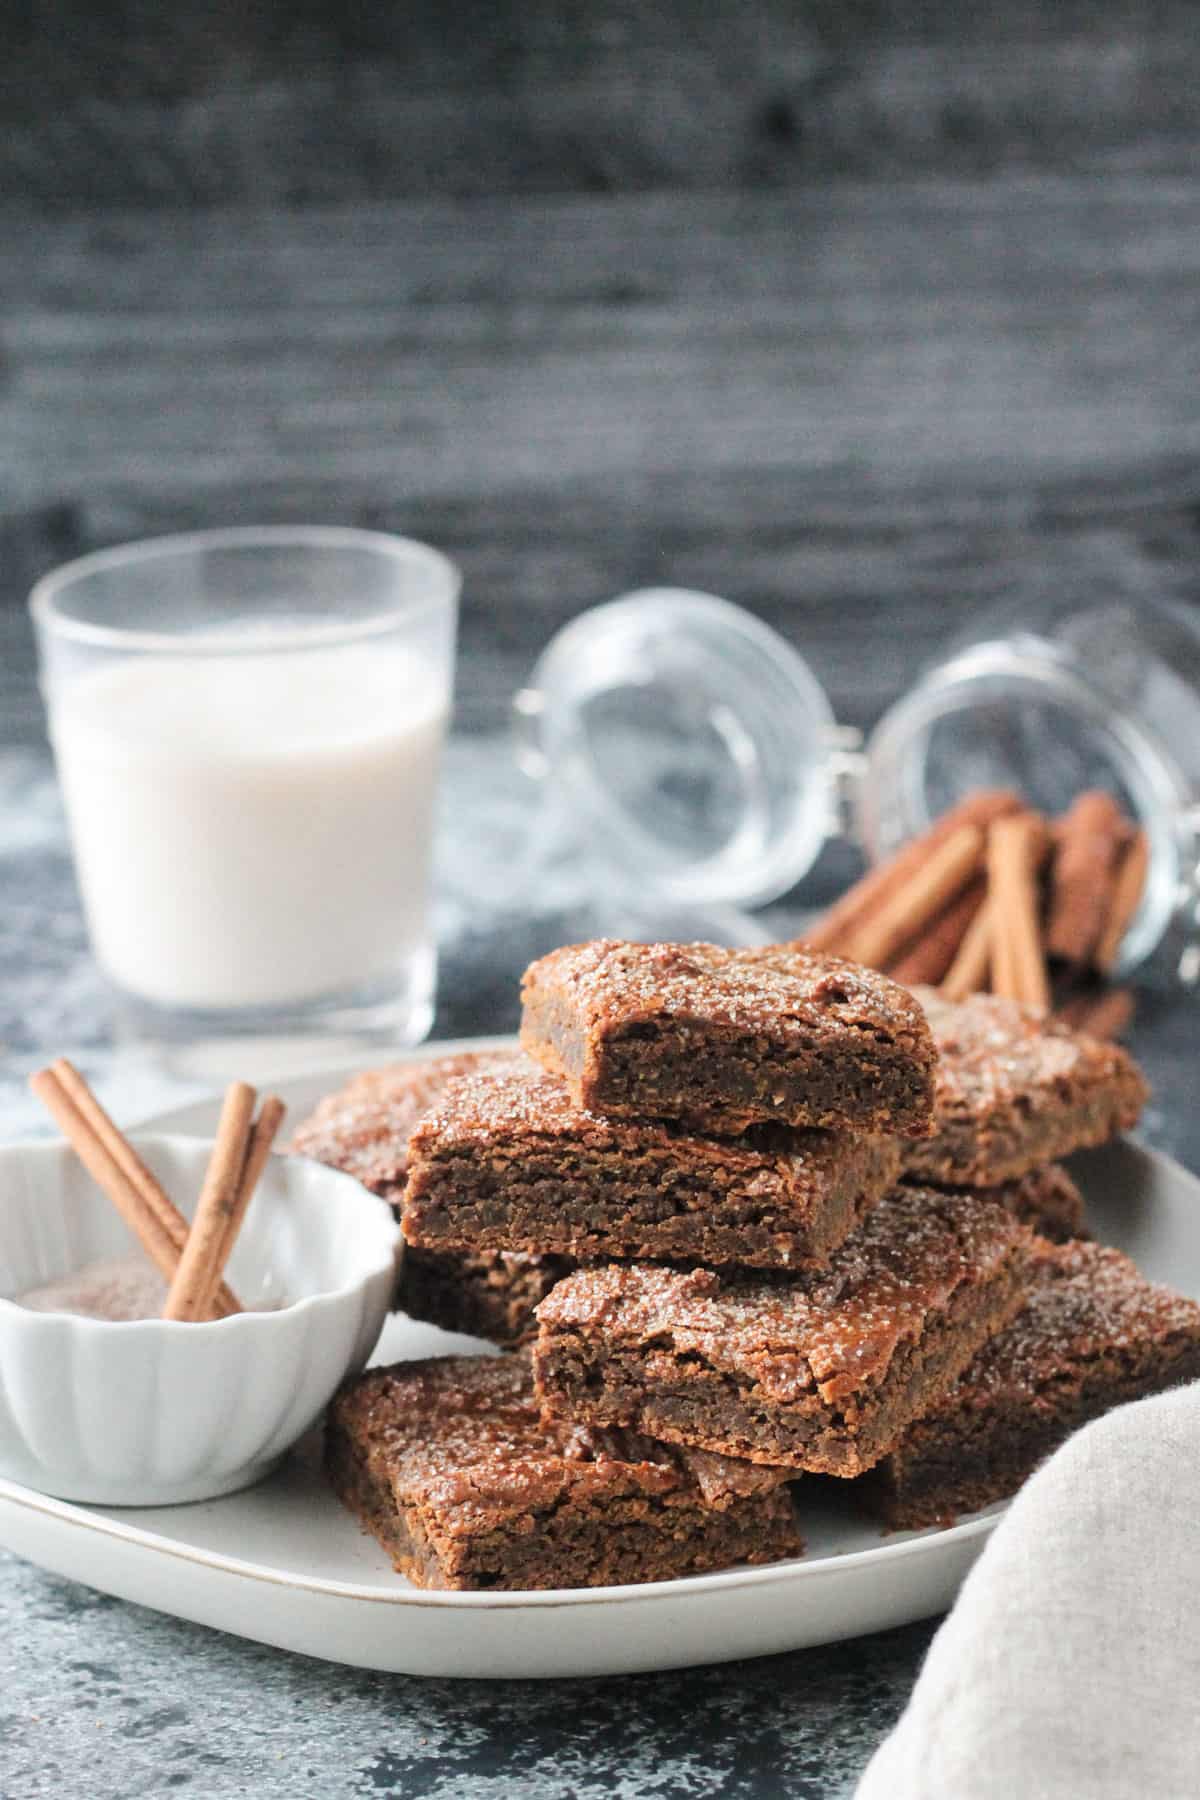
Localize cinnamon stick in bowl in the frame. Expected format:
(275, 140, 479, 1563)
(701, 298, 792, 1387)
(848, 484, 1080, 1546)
(31, 1065, 285, 1323)
(0, 1131, 399, 1504)
(46, 1059, 241, 1318)
(163, 1087, 287, 1323)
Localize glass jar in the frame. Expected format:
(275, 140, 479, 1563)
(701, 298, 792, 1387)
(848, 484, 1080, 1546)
(514, 589, 1200, 982)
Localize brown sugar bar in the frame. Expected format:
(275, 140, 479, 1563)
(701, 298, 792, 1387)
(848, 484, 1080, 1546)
(290, 1048, 528, 1205)
(533, 1187, 1030, 1477)
(397, 1246, 575, 1347)
(924, 1164, 1088, 1246)
(398, 1178, 1076, 1345)
(403, 1067, 903, 1270)
(326, 1355, 802, 1590)
(520, 940, 937, 1137)
(902, 988, 1148, 1188)
(987, 1163, 1088, 1243)
(865, 1239, 1200, 1528)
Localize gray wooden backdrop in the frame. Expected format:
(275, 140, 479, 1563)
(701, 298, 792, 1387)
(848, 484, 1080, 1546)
(2, 1, 1199, 748)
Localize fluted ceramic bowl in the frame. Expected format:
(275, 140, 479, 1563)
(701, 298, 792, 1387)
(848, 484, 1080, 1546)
(0, 1134, 400, 1505)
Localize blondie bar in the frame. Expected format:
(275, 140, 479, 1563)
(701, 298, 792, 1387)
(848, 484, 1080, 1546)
(866, 1239, 1200, 1527)
(904, 989, 1147, 1187)
(520, 940, 936, 1136)
(533, 1187, 1029, 1476)
(404, 1066, 901, 1269)
(326, 1355, 802, 1590)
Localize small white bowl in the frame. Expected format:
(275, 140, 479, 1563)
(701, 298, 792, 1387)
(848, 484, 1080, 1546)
(0, 1134, 400, 1506)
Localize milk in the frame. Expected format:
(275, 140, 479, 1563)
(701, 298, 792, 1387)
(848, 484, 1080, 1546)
(49, 647, 447, 1011)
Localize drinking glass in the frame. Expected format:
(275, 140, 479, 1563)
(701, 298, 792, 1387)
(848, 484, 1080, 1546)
(31, 527, 459, 1076)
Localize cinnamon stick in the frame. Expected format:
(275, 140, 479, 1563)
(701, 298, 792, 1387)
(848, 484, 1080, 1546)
(889, 876, 986, 986)
(847, 824, 985, 970)
(30, 1068, 184, 1284)
(1045, 791, 1130, 967)
(989, 815, 1050, 1010)
(799, 789, 1021, 954)
(941, 898, 993, 1000)
(51, 1058, 239, 1318)
(162, 1083, 257, 1323)
(213, 1095, 287, 1282)
(1095, 829, 1149, 975)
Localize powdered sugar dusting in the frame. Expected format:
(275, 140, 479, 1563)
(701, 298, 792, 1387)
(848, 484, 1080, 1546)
(914, 986, 1147, 1117)
(947, 1239, 1200, 1403)
(290, 1048, 528, 1191)
(523, 939, 933, 1048)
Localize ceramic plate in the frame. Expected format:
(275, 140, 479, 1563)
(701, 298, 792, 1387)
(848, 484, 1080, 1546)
(0, 1039, 1195, 1679)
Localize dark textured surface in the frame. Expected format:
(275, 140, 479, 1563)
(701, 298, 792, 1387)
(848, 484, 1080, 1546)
(0, 1549, 930, 1797)
(2, 5, 1200, 1792)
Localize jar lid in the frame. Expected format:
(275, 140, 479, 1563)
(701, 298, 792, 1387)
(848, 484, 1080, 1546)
(514, 589, 836, 909)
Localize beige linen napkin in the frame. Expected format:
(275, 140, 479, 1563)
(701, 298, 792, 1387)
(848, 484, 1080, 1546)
(857, 1382, 1200, 1800)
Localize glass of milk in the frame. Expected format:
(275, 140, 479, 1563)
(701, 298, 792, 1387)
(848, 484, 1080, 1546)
(31, 527, 458, 1076)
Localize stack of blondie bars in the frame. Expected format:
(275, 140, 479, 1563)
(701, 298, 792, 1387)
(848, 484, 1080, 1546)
(295, 940, 1200, 1589)
(866, 986, 1200, 1525)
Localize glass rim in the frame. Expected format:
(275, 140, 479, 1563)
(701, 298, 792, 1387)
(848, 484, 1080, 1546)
(29, 526, 461, 655)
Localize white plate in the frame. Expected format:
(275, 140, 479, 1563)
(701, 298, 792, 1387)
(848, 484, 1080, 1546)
(0, 1038, 1196, 1679)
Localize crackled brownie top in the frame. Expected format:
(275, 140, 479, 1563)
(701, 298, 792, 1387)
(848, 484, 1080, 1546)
(940, 1239, 1200, 1409)
(290, 1048, 527, 1196)
(536, 1186, 1026, 1405)
(525, 938, 931, 1048)
(409, 1064, 892, 1183)
(332, 1355, 789, 1529)
(905, 987, 1148, 1182)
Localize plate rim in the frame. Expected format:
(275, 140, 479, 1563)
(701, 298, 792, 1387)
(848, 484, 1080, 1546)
(0, 1465, 1003, 1611)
